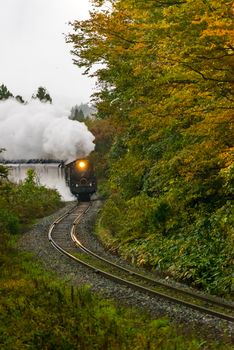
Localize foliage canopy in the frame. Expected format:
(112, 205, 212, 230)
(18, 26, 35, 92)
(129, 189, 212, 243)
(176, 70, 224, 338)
(69, 0, 233, 294)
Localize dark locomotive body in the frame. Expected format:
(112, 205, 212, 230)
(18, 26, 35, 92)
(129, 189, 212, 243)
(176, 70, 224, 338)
(65, 159, 97, 201)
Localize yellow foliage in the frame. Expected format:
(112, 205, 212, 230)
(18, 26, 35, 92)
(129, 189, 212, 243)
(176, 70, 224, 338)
(1, 279, 34, 290)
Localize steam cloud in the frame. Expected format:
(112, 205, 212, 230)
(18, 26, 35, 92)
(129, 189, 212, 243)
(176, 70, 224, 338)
(0, 99, 95, 160)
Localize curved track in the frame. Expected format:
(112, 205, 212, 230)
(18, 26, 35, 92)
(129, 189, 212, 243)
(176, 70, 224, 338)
(48, 203, 234, 323)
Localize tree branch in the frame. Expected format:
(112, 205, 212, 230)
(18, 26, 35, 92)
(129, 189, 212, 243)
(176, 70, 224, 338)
(183, 64, 234, 83)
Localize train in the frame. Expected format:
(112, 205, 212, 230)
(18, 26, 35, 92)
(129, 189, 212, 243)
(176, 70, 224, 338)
(64, 158, 97, 201)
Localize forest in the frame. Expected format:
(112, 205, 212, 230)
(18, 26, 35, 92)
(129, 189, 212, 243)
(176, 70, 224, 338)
(0, 1, 233, 347)
(69, 0, 234, 296)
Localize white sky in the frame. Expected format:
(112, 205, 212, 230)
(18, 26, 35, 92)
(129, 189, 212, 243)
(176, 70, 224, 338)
(0, 0, 95, 108)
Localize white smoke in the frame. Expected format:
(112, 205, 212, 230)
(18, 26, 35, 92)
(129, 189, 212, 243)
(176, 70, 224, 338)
(0, 99, 95, 160)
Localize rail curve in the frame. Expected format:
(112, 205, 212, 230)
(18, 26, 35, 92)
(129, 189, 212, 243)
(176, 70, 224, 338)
(48, 203, 234, 323)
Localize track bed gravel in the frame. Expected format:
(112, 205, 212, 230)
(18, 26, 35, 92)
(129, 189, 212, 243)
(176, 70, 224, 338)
(18, 199, 234, 343)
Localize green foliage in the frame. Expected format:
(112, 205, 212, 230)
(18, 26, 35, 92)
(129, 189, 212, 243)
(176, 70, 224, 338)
(0, 245, 231, 349)
(32, 86, 52, 103)
(87, 117, 120, 181)
(0, 166, 62, 233)
(0, 165, 9, 180)
(0, 84, 13, 100)
(0, 209, 19, 234)
(98, 198, 233, 294)
(69, 1, 234, 295)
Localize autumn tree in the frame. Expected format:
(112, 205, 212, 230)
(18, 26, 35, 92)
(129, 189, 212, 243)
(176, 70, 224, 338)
(68, 0, 234, 294)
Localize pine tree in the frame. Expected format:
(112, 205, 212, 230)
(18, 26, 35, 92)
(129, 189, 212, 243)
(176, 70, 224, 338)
(0, 84, 13, 100)
(32, 86, 52, 103)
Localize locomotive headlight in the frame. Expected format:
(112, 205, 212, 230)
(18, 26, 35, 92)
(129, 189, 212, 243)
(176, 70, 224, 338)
(76, 160, 87, 170)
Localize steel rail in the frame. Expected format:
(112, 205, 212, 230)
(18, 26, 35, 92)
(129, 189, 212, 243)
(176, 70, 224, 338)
(48, 204, 234, 323)
(71, 228, 234, 312)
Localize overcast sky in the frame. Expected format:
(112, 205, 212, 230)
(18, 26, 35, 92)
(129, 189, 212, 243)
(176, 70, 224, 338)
(0, 0, 95, 108)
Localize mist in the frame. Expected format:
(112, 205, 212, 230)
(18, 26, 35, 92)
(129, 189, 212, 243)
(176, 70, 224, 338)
(0, 99, 95, 161)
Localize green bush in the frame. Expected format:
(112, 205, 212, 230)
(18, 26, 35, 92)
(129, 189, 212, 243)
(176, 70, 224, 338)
(0, 209, 20, 234)
(0, 168, 62, 233)
(0, 254, 231, 350)
(98, 194, 233, 295)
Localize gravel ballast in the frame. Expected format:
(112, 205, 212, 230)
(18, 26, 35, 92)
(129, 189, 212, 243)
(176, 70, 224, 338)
(18, 199, 234, 343)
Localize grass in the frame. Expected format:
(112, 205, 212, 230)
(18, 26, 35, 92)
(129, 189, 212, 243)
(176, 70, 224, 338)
(0, 169, 232, 349)
(0, 234, 232, 350)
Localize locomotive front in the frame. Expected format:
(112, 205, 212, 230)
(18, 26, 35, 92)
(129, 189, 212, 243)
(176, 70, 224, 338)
(65, 159, 97, 201)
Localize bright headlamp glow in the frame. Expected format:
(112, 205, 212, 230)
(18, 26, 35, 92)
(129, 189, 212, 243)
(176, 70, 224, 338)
(76, 160, 87, 170)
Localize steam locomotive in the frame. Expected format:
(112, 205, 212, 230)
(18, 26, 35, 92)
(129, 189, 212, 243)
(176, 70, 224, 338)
(64, 159, 97, 201)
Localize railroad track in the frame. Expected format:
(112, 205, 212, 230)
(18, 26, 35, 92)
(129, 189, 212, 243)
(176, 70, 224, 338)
(48, 203, 234, 323)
